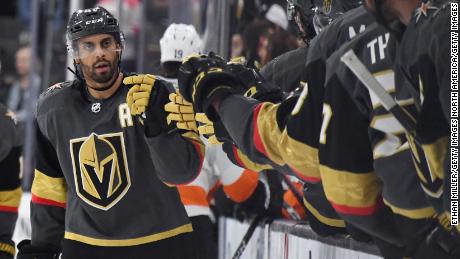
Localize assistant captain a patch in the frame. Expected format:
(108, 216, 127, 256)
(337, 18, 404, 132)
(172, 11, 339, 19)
(70, 132, 131, 210)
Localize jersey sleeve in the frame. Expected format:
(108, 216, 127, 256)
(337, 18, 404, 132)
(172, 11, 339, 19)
(221, 142, 273, 172)
(0, 104, 18, 161)
(424, 3, 459, 233)
(217, 94, 321, 183)
(320, 71, 403, 245)
(31, 121, 66, 248)
(145, 130, 205, 185)
(0, 150, 21, 257)
(217, 89, 348, 235)
(0, 105, 22, 257)
(144, 79, 205, 185)
(260, 46, 308, 93)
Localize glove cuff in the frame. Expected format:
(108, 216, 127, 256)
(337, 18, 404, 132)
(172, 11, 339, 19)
(16, 240, 60, 259)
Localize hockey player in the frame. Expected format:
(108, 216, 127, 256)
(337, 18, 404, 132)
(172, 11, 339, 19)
(259, 0, 315, 93)
(176, 2, 454, 256)
(177, 3, 376, 240)
(16, 7, 204, 259)
(364, 0, 460, 255)
(0, 104, 22, 259)
(323, 21, 455, 258)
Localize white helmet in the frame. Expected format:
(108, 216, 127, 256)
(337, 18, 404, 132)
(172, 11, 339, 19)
(160, 23, 202, 63)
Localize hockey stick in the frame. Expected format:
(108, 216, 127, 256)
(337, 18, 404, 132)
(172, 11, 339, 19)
(340, 50, 419, 142)
(231, 215, 267, 259)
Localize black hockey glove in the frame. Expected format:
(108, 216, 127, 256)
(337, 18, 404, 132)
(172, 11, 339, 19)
(16, 240, 60, 259)
(124, 74, 174, 137)
(226, 59, 284, 103)
(424, 224, 460, 257)
(177, 52, 245, 118)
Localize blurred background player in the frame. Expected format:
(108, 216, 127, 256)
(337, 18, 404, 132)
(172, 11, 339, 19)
(0, 103, 22, 259)
(158, 23, 202, 82)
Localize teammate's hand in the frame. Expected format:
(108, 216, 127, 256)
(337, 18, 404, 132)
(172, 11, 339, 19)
(124, 74, 172, 137)
(165, 91, 197, 132)
(225, 59, 284, 103)
(16, 240, 60, 259)
(177, 52, 244, 116)
(195, 113, 221, 144)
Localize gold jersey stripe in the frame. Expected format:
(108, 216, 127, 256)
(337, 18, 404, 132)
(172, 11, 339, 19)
(0, 187, 22, 207)
(31, 170, 67, 204)
(320, 165, 382, 208)
(422, 136, 449, 180)
(303, 198, 346, 227)
(182, 131, 204, 144)
(383, 199, 435, 219)
(234, 147, 272, 172)
(255, 103, 320, 179)
(64, 223, 193, 246)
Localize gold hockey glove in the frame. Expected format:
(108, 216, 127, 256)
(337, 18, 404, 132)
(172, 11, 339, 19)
(195, 113, 221, 144)
(165, 91, 198, 132)
(124, 74, 172, 137)
(124, 74, 156, 115)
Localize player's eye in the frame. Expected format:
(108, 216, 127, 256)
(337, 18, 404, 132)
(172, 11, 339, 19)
(102, 39, 115, 49)
(81, 42, 95, 52)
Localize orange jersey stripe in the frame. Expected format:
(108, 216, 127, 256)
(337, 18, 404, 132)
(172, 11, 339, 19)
(223, 169, 259, 203)
(178, 185, 208, 207)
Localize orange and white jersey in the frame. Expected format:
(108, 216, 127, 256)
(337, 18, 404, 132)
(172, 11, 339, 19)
(178, 138, 259, 217)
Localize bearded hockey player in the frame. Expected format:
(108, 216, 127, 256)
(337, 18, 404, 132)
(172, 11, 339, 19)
(364, 0, 460, 255)
(16, 7, 204, 259)
(0, 104, 22, 259)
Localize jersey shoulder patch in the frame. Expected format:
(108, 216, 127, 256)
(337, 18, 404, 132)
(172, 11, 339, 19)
(37, 80, 76, 117)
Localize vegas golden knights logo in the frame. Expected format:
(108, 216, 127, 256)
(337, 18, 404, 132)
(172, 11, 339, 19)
(70, 132, 131, 210)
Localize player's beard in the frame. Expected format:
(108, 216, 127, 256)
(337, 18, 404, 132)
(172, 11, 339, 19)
(80, 56, 119, 91)
(90, 58, 117, 83)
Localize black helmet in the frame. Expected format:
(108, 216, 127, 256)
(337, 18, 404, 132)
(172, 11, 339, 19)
(286, 0, 316, 43)
(66, 6, 124, 55)
(312, 0, 363, 33)
(67, 6, 120, 41)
